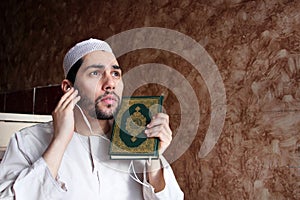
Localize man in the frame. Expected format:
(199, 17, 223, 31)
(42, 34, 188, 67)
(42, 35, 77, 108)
(0, 39, 184, 199)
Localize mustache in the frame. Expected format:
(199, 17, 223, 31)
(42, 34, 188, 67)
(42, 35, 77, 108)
(95, 91, 120, 104)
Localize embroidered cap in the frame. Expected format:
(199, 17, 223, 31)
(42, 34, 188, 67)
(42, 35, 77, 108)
(63, 38, 113, 77)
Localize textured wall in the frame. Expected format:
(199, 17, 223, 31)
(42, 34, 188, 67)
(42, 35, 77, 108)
(1, 0, 300, 199)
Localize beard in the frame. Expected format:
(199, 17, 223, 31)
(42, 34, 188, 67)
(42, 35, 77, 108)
(94, 92, 121, 120)
(78, 90, 121, 120)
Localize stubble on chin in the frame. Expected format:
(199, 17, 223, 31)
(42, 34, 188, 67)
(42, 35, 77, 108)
(94, 105, 114, 120)
(94, 99, 121, 120)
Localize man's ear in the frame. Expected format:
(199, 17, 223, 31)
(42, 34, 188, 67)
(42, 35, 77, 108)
(61, 79, 73, 93)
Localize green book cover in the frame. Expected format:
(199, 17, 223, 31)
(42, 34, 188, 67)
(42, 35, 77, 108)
(109, 96, 163, 160)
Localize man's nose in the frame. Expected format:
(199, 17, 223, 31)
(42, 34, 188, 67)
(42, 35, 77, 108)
(101, 73, 116, 91)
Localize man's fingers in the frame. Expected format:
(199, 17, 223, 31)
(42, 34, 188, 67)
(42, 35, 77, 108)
(56, 89, 79, 111)
(65, 90, 79, 106)
(56, 88, 74, 108)
(61, 90, 79, 110)
(145, 125, 172, 139)
(144, 113, 173, 154)
(72, 95, 81, 109)
(147, 113, 169, 128)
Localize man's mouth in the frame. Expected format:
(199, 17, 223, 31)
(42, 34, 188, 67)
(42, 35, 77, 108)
(101, 95, 117, 105)
(96, 93, 119, 106)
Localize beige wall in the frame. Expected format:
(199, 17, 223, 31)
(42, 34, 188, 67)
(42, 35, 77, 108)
(0, 0, 299, 199)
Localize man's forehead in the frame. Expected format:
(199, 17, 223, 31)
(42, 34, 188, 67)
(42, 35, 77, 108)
(82, 50, 118, 67)
(83, 64, 121, 72)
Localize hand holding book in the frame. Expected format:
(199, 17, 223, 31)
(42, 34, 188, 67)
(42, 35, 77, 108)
(144, 113, 172, 155)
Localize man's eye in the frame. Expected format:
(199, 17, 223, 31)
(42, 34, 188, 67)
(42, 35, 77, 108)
(90, 71, 99, 76)
(112, 71, 121, 78)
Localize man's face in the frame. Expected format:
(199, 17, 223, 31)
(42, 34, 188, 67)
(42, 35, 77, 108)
(74, 50, 124, 120)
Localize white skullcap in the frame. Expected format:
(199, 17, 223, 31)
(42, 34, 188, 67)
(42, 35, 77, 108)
(63, 38, 113, 77)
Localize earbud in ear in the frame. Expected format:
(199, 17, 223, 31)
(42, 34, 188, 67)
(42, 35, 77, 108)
(65, 84, 73, 92)
(61, 80, 73, 93)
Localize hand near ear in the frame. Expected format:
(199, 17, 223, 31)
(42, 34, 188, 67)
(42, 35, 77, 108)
(43, 87, 80, 178)
(52, 87, 81, 145)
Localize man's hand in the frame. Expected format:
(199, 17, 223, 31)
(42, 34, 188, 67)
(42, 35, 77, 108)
(144, 113, 172, 192)
(52, 88, 81, 146)
(145, 113, 172, 154)
(43, 87, 80, 178)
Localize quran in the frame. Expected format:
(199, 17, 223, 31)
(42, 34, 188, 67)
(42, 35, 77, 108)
(109, 96, 163, 160)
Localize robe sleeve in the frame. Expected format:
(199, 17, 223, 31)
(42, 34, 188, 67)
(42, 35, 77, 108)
(0, 133, 67, 200)
(142, 157, 184, 200)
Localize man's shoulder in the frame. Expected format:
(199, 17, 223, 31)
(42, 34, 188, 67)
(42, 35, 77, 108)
(14, 121, 54, 161)
(16, 121, 54, 139)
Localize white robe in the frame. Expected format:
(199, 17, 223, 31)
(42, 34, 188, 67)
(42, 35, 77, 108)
(0, 122, 184, 200)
